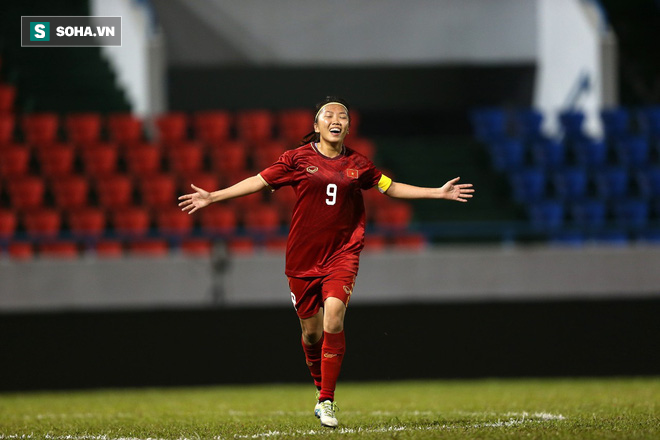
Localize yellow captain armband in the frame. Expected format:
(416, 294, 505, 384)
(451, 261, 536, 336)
(377, 174, 393, 194)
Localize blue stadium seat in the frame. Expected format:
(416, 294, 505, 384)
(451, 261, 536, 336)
(471, 108, 508, 142)
(488, 138, 525, 172)
(569, 199, 607, 229)
(600, 108, 630, 140)
(612, 199, 649, 230)
(528, 199, 564, 231)
(552, 167, 589, 200)
(514, 109, 545, 141)
(550, 230, 585, 247)
(636, 166, 660, 198)
(559, 110, 589, 142)
(573, 139, 608, 168)
(614, 136, 649, 167)
(592, 229, 629, 245)
(594, 167, 630, 199)
(510, 167, 546, 203)
(531, 139, 566, 169)
(638, 106, 660, 138)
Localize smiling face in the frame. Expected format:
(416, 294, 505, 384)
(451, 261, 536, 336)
(314, 103, 350, 146)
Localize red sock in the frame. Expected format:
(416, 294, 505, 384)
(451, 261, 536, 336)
(301, 335, 323, 390)
(319, 330, 345, 402)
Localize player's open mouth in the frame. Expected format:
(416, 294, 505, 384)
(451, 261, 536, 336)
(330, 128, 341, 134)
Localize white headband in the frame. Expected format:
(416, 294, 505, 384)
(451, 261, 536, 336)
(315, 102, 349, 121)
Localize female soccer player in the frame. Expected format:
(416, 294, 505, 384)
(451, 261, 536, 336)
(178, 97, 474, 428)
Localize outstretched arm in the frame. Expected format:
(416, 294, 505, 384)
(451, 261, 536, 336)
(385, 177, 474, 202)
(178, 174, 267, 214)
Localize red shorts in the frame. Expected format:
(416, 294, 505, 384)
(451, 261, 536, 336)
(288, 270, 356, 319)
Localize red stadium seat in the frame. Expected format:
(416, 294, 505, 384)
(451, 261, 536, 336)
(81, 145, 118, 176)
(111, 207, 151, 236)
(0, 146, 30, 178)
(23, 208, 62, 238)
(373, 201, 413, 230)
(38, 144, 75, 177)
(236, 109, 274, 143)
(347, 137, 376, 160)
(124, 143, 162, 176)
(96, 175, 134, 208)
(68, 208, 106, 238)
(0, 83, 17, 112)
(128, 239, 169, 256)
(243, 203, 280, 235)
(0, 209, 17, 239)
(155, 207, 194, 236)
(392, 233, 427, 251)
(22, 113, 59, 145)
(180, 238, 212, 256)
(65, 113, 102, 144)
(107, 113, 142, 144)
(0, 113, 15, 143)
(193, 111, 232, 144)
(264, 236, 288, 253)
(155, 112, 188, 144)
(180, 173, 220, 194)
(199, 204, 238, 235)
(139, 174, 177, 208)
(167, 142, 204, 176)
(277, 109, 314, 143)
(209, 141, 248, 174)
(363, 234, 387, 253)
(227, 237, 255, 254)
(8, 241, 34, 260)
(8, 177, 45, 210)
(52, 175, 89, 209)
(95, 239, 123, 258)
(38, 241, 79, 259)
(253, 141, 287, 170)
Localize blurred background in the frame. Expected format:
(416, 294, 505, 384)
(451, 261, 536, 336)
(1, 0, 659, 391)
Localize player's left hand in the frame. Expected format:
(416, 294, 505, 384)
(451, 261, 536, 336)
(440, 177, 474, 202)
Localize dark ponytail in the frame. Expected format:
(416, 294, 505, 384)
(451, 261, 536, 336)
(298, 96, 351, 146)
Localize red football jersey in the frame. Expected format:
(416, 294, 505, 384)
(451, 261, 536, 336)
(259, 143, 383, 277)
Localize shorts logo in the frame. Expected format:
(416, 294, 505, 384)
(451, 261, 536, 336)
(346, 169, 359, 179)
(306, 166, 319, 174)
(343, 285, 353, 296)
(324, 353, 338, 358)
(306, 361, 314, 366)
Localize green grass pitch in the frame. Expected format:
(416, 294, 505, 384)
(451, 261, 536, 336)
(1, 378, 658, 439)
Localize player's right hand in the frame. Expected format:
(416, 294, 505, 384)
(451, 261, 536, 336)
(178, 184, 211, 214)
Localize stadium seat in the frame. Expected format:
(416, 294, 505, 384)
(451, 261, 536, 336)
(600, 108, 630, 140)
(180, 173, 220, 194)
(0, 113, 15, 143)
(348, 138, 377, 160)
(167, 142, 204, 176)
(155, 207, 194, 236)
(392, 232, 427, 251)
(180, 238, 212, 256)
(8, 176, 45, 210)
(527, 199, 565, 231)
(0, 209, 17, 240)
(227, 237, 255, 254)
(107, 113, 143, 144)
(8, 241, 34, 260)
(193, 111, 232, 144)
(236, 109, 274, 143)
(558, 110, 587, 141)
(0, 83, 16, 112)
(209, 141, 248, 173)
(471, 107, 508, 142)
(594, 167, 630, 199)
(612, 199, 649, 230)
(253, 141, 287, 170)
(573, 139, 608, 168)
(363, 234, 387, 252)
(23, 208, 62, 238)
(38, 241, 79, 259)
(52, 175, 89, 209)
(592, 229, 629, 245)
(243, 203, 281, 235)
(199, 205, 238, 235)
(139, 174, 177, 208)
(128, 239, 169, 256)
(81, 145, 118, 176)
(124, 143, 162, 176)
(65, 113, 102, 144)
(531, 139, 565, 169)
(509, 167, 546, 203)
(155, 112, 188, 144)
(569, 199, 607, 229)
(614, 136, 649, 167)
(277, 109, 314, 143)
(514, 108, 545, 141)
(373, 201, 413, 230)
(111, 207, 151, 237)
(22, 113, 59, 145)
(37, 144, 76, 177)
(68, 208, 106, 238)
(96, 175, 134, 208)
(0, 146, 30, 178)
(550, 230, 586, 247)
(263, 236, 288, 253)
(637, 106, 660, 138)
(552, 167, 589, 201)
(635, 167, 660, 198)
(95, 239, 124, 258)
(488, 138, 525, 172)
